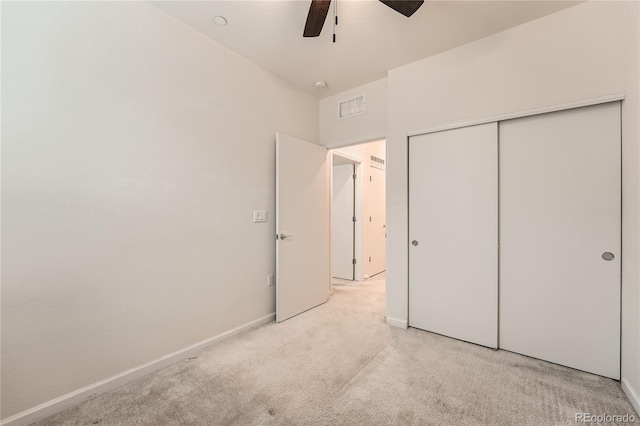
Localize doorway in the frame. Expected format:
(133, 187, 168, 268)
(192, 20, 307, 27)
(275, 134, 386, 323)
(331, 139, 386, 281)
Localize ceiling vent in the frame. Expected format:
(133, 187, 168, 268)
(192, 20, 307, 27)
(338, 94, 366, 120)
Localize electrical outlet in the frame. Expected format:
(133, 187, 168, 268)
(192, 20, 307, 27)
(267, 274, 275, 287)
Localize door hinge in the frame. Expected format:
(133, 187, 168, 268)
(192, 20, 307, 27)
(369, 256, 372, 262)
(369, 176, 372, 182)
(353, 174, 357, 180)
(353, 216, 357, 222)
(352, 259, 357, 265)
(369, 216, 372, 222)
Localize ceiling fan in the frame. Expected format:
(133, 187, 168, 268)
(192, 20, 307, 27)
(303, 0, 424, 37)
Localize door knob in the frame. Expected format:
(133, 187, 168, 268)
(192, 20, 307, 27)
(279, 233, 293, 240)
(602, 252, 615, 261)
(412, 240, 419, 246)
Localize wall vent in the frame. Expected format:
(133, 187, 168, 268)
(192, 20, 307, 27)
(370, 155, 384, 165)
(338, 94, 366, 120)
(370, 155, 385, 170)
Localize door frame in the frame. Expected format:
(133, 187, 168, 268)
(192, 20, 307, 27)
(406, 98, 624, 376)
(331, 151, 363, 282)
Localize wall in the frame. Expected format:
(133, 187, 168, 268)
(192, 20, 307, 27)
(320, 79, 387, 147)
(333, 139, 386, 280)
(386, 0, 640, 411)
(627, 2, 640, 412)
(1, 1, 318, 421)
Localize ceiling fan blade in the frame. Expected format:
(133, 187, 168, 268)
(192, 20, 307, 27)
(303, 0, 332, 37)
(379, 0, 424, 17)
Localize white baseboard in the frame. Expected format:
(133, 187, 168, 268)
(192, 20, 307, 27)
(386, 317, 408, 329)
(622, 378, 640, 416)
(1, 313, 275, 426)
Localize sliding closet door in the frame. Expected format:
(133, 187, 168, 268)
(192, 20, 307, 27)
(409, 123, 498, 348)
(499, 102, 620, 379)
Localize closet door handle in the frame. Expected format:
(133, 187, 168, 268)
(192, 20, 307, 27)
(412, 240, 419, 246)
(602, 252, 615, 261)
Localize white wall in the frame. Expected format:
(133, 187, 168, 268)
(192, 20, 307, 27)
(334, 140, 386, 280)
(627, 2, 640, 413)
(386, 0, 640, 410)
(1, 1, 318, 420)
(320, 79, 387, 147)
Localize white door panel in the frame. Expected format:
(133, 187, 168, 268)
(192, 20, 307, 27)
(409, 123, 498, 348)
(332, 163, 355, 280)
(367, 166, 386, 276)
(499, 102, 620, 379)
(276, 133, 330, 323)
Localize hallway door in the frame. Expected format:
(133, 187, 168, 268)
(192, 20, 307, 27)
(332, 162, 355, 280)
(367, 166, 386, 276)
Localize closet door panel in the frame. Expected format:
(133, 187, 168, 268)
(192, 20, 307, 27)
(409, 123, 498, 348)
(499, 102, 621, 379)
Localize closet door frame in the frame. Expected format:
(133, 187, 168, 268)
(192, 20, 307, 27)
(406, 94, 624, 377)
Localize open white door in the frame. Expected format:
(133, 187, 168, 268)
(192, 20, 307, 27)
(276, 132, 330, 323)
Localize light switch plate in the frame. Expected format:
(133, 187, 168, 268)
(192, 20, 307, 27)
(253, 210, 267, 223)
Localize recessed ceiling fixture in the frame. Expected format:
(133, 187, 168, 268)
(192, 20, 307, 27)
(213, 15, 227, 26)
(315, 81, 327, 90)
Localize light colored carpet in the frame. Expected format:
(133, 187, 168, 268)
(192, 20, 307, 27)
(33, 276, 638, 425)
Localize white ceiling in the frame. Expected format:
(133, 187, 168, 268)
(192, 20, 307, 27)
(150, 0, 580, 98)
